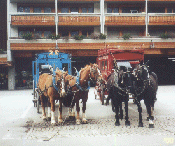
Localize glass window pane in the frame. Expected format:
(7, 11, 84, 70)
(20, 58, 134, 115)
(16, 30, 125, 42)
(167, 8, 172, 13)
(173, 8, 175, 13)
(71, 7, 79, 13)
(34, 31, 42, 38)
(71, 31, 78, 37)
(24, 7, 30, 13)
(19, 31, 24, 38)
(44, 7, 51, 13)
(34, 7, 41, 13)
(82, 8, 87, 13)
(82, 30, 87, 37)
(61, 8, 69, 13)
(107, 8, 112, 13)
(114, 8, 119, 13)
(62, 31, 69, 37)
(18, 7, 23, 12)
(88, 7, 94, 13)
(44, 31, 52, 38)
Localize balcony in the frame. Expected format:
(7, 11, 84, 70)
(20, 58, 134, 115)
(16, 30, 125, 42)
(11, 14, 55, 26)
(149, 14, 175, 25)
(58, 14, 100, 26)
(105, 13, 146, 26)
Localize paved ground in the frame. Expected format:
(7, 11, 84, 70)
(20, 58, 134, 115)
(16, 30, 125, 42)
(0, 86, 175, 146)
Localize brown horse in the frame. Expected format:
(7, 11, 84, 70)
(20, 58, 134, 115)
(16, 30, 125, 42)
(63, 63, 103, 124)
(37, 68, 68, 125)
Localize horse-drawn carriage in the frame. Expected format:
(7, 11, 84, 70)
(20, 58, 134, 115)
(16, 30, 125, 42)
(32, 51, 72, 113)
(96, 46, 158, 128)
(96, 47, 144, 105)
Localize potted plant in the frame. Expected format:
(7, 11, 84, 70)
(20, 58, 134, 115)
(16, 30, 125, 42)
(122, 33, 131, 40)
(22, 32, 33, 40)
(99, 33, 106, 39)
(74, 35, 84, 40)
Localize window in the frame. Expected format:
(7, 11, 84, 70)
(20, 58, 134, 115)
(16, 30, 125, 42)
(44, 31, 52, 38)
(122, 7, 139, 13)
(18, 7, 23, 12)
(34, 31, 42, 38)
(148, 7, 165, 13)
(82, 30, 93, 38)
(34, 7, 41, 13)
(71, 31, 79, 37)
(61, 8, 69, 13)
(113, 8, 119, 13)
(44, 7, 51, 13)
(105, 61, 107, 70)
(71, 7, 79, 13)
(24, 7, 30, 13)
(62, 31, 69, 37)
(19, 31, 24, 38)
(82, 8, 87, 13)
(88, 7, 94, 13)
(107, 8, 112, 13)
(107, 7, 119, 13)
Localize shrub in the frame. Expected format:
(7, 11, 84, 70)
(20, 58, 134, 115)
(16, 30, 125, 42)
(74, 35, 84, 40)
(23, 33, 33, 40)
(99, 33, 106, 39)
(122, 33, 131, 40)
(49, 34, 60, 40)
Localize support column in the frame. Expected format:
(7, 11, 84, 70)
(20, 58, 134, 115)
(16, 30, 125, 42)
(100, 0, 104, 34)
(145, 0, 148, 36)
(8, 66, 15, 90)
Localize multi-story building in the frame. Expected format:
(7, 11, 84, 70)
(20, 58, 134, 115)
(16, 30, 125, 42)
(0, 0, 175, 90)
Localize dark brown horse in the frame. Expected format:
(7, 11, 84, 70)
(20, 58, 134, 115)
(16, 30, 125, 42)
(63, 63, 103, 124)
(37, 69, 68, 125)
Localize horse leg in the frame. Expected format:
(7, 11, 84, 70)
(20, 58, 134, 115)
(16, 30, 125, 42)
(58, 99, 63, 124)
(76, 97, 81, 125)
(40, 95, 47, 120)
(115, 104, 120, 126)
(82, 95, 88, 124)
(47, 101, 51, 121)
(135, 99, 143, 127)
(69, 106, 75, 120)
(119, 103, 123, 120)
(124, 96, 130, 126)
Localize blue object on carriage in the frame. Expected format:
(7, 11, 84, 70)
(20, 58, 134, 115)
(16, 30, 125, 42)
(32, 52, 72, 91)
(52, 70, 59, 91)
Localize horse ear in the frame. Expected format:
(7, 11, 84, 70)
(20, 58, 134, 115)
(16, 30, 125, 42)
(90, 63, 93, 67)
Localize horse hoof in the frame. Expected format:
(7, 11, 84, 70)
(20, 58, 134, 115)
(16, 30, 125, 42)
(149, 124, 154, 128)
(47, 117, 51, 121)
(82, 118, 88, 124)
(146, 117, 149, 121)
(76, 119, 81, 125)
(42, 116, 47, 121)
(58, 119, 63, 124)
(138, 122, 144, 127)
(51, 122, 57, 126)
(125, 121, 130, 126)
(115, 122, 120, 126)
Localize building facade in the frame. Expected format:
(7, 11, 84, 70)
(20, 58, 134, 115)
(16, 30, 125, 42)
(0, 0, 175, 90)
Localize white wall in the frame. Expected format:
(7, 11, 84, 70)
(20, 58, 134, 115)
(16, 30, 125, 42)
(9, 3, 17, 13)
(11, 27, 18, 37)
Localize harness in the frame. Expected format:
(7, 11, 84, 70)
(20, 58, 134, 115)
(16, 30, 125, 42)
(76, 70, 90, 92)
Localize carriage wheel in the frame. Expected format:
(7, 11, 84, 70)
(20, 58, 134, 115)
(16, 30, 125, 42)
(36, 92, 40, 113)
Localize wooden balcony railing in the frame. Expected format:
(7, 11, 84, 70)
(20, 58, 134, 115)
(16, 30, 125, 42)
(58, 16, 100, 26)
(105, 16, 145, 25)
(11, 15, 55, 26)
(149, 16, 175, 25)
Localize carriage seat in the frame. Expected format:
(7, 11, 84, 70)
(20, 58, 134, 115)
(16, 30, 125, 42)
(40, 65, 53, 74)
(117, 62, 132, 72)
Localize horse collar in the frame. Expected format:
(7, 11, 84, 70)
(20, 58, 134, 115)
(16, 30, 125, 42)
(52, 70, 59, 91)
(76, 70, 90, 91)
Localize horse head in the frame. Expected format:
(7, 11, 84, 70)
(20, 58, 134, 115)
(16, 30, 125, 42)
(89, 63, 104, 83)
(133, 64, 149, 81)
(55, 69, 68, 97)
